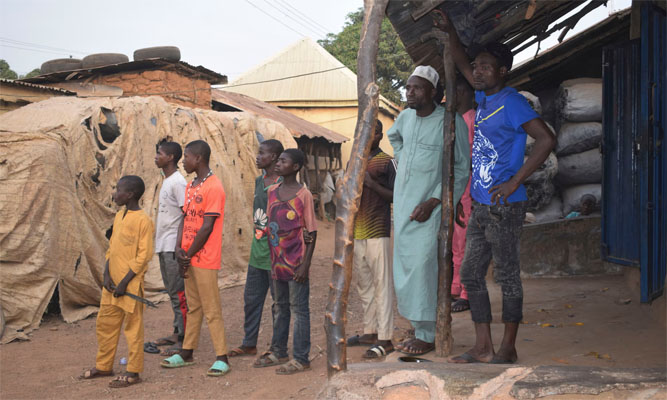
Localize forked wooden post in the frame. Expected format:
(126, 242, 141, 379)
(324, 0, 388, 377)
(435, 31, 457, 357)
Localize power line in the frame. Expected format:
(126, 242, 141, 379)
(270, 0, 331, 38)
(218, 66, 346, 88)
(244, 0, 307, 38)
(0, 43, 76, 57)
(0, 37, 87, 55)
(275, 0, 335, 34)
(261, 0, 328, 38)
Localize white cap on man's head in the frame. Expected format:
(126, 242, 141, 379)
(410, 65, 439, 89)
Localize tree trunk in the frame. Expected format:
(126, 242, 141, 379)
(435, 32, 457, 357)
(325, 0, 388, 377)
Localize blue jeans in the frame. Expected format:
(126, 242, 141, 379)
(242, 265, 275, 348)
(271, 279, 310, 365)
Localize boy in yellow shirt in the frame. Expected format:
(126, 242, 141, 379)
(81, 175, 154, 388)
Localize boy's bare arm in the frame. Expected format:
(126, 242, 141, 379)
(185, 215, 217, 259)
(175, 214, 189, 269)
(103, 260, 112, 292)
(294, 231, 317, 283)
(113, 269, 136, 297)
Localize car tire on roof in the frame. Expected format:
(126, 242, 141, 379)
(40, 58, 83, 74)
(133, 46, 181, 62)
(82, 53, 129, 69)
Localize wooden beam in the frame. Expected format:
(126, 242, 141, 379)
(324, 0, 387, 377)
(434, 27, 456, 358)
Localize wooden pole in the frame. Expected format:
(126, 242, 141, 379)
(324, 0, 388, 377)
(434, 30, 457, 357)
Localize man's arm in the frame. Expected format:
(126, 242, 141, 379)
(410, 197, 441, 222)
(364, 172, 393, 203)
(294, 232, 317, 283)
(432, 10, 473, 86)
(387, 116, 403, 162)
(489, 118, 556, 204)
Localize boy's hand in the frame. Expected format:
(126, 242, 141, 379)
(455, 201, 466, 228)
(293, 264, 310, 283)
(176, 248, 190, 278)
(103, 262, 113, 292)
(113, 281, 128, 297)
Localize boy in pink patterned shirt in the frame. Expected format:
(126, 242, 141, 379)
(254, 148, 317, 375)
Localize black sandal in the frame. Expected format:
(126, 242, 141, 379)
(452, 298, 470, 313)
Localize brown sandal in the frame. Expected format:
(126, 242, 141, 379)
(108, 374, 142, 388)
(228, 346, 257, 357)
(253, 351, 289, 368)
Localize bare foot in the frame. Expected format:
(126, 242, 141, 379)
(448, 347, 494, 364)
(490, 346, 518, 364)
(80, 367, 113, 379)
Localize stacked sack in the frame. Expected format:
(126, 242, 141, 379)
(524, 79, 603, 223)
(520, 79, 603, 223)
(554, 78, 603, 218)
(519, 91, 559, 215)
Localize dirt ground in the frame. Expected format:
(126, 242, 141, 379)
(1, 220, 665, 399)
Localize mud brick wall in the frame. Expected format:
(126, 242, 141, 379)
(94, 70, 212, 109)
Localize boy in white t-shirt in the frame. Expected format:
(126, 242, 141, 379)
(152, 141, 188, 354)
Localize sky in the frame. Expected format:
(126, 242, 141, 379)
(1, 0, 631, 80)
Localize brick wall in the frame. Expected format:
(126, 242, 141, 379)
(93, 70, 212, 109)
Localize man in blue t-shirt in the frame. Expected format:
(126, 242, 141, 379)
(435, 10, 556, 365)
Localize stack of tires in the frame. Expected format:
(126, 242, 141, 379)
(37, 46, 180, 76)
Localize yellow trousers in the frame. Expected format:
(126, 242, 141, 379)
(183, 266, 228, 355)
(95, 301, 144, 373)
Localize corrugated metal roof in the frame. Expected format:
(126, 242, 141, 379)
(508, 9, 631, 92)
(222, 38, 399, 115)
(19, 59, 226, 85)
(0, 78, 76, 95)
(386, 0, 607, 86)
(212, 89, 348, 144)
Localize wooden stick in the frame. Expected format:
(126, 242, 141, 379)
(435, 30, 457, 357)
(324, 0, 387, 377)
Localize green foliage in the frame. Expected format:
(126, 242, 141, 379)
(0, 59, 18, 80)
(319, 8, 412, 105)
(21, 68, 42, 79)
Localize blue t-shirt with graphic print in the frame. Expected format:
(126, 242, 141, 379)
(470, 87, 539, 205)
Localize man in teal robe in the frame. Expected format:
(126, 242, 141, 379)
(388, 66, 470, 355)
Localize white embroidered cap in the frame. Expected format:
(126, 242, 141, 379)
(410, 65, 439, 89)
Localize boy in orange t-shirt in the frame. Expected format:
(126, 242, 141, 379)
(160, 140, 230, 377)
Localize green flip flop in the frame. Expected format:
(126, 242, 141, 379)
(207, 360, 230, 377)
(160, 354, 195, 368)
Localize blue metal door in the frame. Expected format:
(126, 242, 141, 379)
(639, 2, 666, 302)
(601, 40, 641, 267)
(602, 3, 666, 303)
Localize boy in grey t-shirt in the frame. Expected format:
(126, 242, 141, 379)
(152, 141, 188, 354)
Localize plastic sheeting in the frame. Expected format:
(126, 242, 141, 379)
(0, 96, 296, 343)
